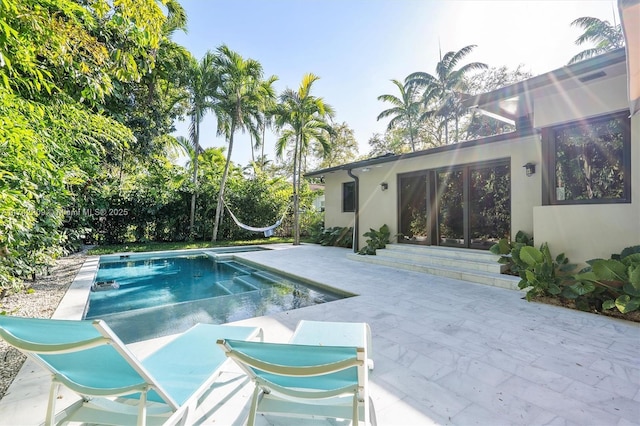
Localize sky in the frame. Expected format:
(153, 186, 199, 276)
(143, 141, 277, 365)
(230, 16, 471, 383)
(171, 0, 620, 168)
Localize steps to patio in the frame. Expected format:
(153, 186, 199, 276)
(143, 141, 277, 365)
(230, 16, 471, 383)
(347, 244, 521, 290)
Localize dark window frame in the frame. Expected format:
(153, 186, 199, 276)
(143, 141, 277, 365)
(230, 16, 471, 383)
(396, 158, 511, 249)
(342, 181, 355, 212)
(541, 111, 631, 206)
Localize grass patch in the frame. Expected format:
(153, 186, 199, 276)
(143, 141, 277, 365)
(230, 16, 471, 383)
(87, 237, 296, 255)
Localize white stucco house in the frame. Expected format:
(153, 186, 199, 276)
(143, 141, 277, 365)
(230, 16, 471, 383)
(305, 46, 639, 266)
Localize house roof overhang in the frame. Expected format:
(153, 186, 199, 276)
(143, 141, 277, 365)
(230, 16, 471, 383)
(304, 128, 538, 178)
(619, 0, 640, 116)
(462, 48, 628, 123)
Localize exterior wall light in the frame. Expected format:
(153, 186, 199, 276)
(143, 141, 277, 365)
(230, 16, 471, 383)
(380, 182, 388, 191)
(523, 162, 536, 177)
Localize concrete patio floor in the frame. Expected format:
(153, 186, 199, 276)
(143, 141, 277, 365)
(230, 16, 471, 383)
(1, 244, 638, 425)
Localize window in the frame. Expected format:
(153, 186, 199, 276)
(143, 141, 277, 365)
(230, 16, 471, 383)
(342, 181, 355, 212)
(543, 112, 631, 205)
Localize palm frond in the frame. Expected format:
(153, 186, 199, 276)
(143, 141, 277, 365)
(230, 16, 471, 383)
(377, 94, 403, 106)
(377, 107, 403, 121)
(405, 72, 436, 88)
(568, 48, 604, 64)
(569, 16, 624, 64)
(446, 45, 478, 70)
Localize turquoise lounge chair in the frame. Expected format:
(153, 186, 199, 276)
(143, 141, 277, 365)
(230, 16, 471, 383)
(218, 320, 376, 425)
(0, 316, 262, 426)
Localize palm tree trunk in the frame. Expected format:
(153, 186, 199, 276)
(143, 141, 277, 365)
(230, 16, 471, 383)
(189, 163, 198, 237)
(454, 114, 459, 143)
(444, 120, 449, 144)
(408, 116, 416, 151)
(296, 147, 305, 245)
(249, 133, 255, 165)
(261, 125, 266, 163)
(212, 123, 235, 242)
(292, 133, 300, 245)
(189, 121, 199, 237)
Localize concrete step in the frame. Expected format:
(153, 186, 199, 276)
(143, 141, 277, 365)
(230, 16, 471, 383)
(347, 245, 520, 291)
(377, 245, 505, 274)
(383, 243, 503, 263)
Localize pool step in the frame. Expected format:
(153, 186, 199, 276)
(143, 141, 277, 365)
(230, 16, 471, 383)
(252, 270, 286, 284)
(215, 280, 241, 294)
(347, 244, 520, 291)
(205, 252, 235, 261)
(229, 276, 261, 292)
(219, 261, 256, 275)
(233, 272, 289, 290)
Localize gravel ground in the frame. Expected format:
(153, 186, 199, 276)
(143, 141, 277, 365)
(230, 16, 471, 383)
(0, 252, 87, 400)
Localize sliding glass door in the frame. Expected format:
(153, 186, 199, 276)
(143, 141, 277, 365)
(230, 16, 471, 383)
(468, 163, 511, 248)
(399, 160, 510, 249)
(398, 173, 430, 244)
(437, 170, 465, 247)
(436, 161, 511, 249)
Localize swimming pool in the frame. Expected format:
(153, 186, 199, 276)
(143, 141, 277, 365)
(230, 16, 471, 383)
(85, 249, 350, 343)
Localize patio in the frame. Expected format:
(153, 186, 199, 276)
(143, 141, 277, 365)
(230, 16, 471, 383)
(1, 244, 638, 425)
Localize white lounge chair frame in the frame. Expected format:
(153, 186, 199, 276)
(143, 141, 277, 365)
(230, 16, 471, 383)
(218, 320, 376, 425)
(0, 316, 262, 426)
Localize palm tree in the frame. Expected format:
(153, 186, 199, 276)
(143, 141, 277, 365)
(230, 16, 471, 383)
(274, 73, 334, 245)
(246, 74, 278, 172)
(211, 45, 266, 242)
(170, 135, 205, 177)
(568, 16, 624, 64)
(168, 135, 199, 166)
(377, 79, 422, 152)
(184, 52, 218, 237)
(406, 45, 487, 144)
(257, 75, 279, 170)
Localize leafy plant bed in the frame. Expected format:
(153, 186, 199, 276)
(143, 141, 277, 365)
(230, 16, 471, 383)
(531, 296, 640, 323)
(493, 236, 640, 320)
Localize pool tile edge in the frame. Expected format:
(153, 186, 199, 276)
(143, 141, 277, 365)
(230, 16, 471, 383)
(52, 255, 99, 320)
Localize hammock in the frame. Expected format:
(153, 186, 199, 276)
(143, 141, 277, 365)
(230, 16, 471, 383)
(224, 200, 288, 237)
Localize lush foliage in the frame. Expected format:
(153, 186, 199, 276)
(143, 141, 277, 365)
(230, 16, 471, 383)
(515, 244, 576, 300)
(312, 227, 353, 248)
(358, 225, 391, 255)
(572, 246, 640, 314)
(509, 239, 640, 316)
(0, 0, 177, 294)
(315, 122, 359, 169)
(0, 86, 133, 292)
(490, 231, 534, 276)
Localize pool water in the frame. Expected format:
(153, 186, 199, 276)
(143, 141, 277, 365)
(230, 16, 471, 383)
(85, 252, 348, 343)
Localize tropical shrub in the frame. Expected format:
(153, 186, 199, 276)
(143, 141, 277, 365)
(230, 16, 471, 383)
(515, 242, 640, 316)
(516, 243, 576, 300)
(0, 0, 168, 295)
(490, 230, 534, 276)
(358, 224, 391, 255)
(301, 210, 324, 239)
(222, 175, 291, 241)
(314, 227, 353, 248)
(569, 246, 640, 314)
(0, 88, 132, 293)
